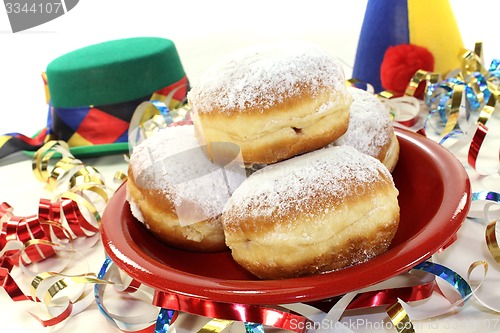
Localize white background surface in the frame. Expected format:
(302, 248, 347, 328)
(1, 1, 500, 332)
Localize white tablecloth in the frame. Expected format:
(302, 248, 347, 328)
(1, 1, 500, 332)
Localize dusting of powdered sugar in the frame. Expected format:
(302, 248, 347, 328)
(334, 87, 393, 157)
(129, 125, 239, 221)
(223, 145, 393, 223)
(187, 41, 348, 113)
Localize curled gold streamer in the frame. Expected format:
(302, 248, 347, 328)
(404, 70, 440, 97)
(386, 302, 415, 333)
(68, 183, 110, 205)
(474, 42, 484, 63)
(128, 101, 170, 150)
(69, 166, 105, 189)
(132, 103, 166, 130)
(441, 84, 464, 137)
(44, 274, 107, 305)
(15, 128, 133, 328)
(462, 50, 481, 75)
(114, 171, 128, 184)
(477, 94, 496, 126)
(32, 141, 109, 193)
(487, 76, 500, 99)
(467, 260, 489, 279)
(30, 271, 110, 306)
(197, 318, 234, 333)
(405, 70, 427, 97)
(32, 140, 72, 183)
(378, 90, 396, 99)
(39, 219, 74, 240)
(47, 157, 84, 191)
(346, 78, 376, 94)
(59, 191, 101, 226)
(21, 238, 62, 264)
(170, 103, 192, 123)
(486, 220, 500, 264)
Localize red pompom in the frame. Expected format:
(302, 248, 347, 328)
(380, 44, 434, 98)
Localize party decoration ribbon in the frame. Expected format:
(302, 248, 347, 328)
(1, 100, 233, 333)
(0, 137, 121, 326)
(469, 191, 500, 265)
(386, 302, 415, 333)
(127, 99, 192, 152)
(485, 220, 500, 264)
(94, 257, 161, 332)
(421, 43, 498, 174)
(368, 42, 500, 175)
(469, 191, 500, 221)
(153, 290, 310, 333)
(388, 260, 491, 330)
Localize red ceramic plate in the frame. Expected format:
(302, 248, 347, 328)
(101, 127, 471, 305)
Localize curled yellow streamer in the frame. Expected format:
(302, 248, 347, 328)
(197, 318, 234, 333)
(404, 69, 440, 97)
(386, 302, 415, 333)
(32, 140, 72, 184)
(69, 165, 105, 188)
(59, 191, 102, 226)
(486, 220, 500, 264)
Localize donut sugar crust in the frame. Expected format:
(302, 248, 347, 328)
(334, 86, 399, 171)
(222, 145, 400, 279)
(126, 125, 228, 252)
(188, 42, 352, 165)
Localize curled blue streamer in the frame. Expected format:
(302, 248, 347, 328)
(423, 58, 497, 131)
(245, 322, 266, 333)
(466, 72, 491, 111)
(438, 129, 464, 145)
(95, 257, 176, 332)
(155, 308, 176, 333)
(149, 100, 172, 125)
(472, 191, 500, 203)
(489, 59, 500, 76)
(413, 261, 472, 299)
(425, 81, 453, 124)
(95, 257, 114, 323)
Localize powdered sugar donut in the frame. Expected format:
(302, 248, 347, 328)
(222, 145, 400, 279)
(126, 125, 231, 252)
(188, 42, 351, 165)
(334, 86, 399, 171)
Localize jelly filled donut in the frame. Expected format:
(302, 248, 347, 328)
(334, 86, 400, 171)
(222, 145, 400, 279)
(126, 125, 230, 252)
(188, 42, 352, 165)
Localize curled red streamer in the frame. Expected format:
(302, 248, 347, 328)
(0, 267, 32, 302)
(468, 122, 489, 171)
(1, 205, 55, 265)
(0, 197, 101, 304)
(305, 277, 435, 314)
(153, 291, 311, 333)
(350, 282, 435, 309)
(38, 197, 99, 240)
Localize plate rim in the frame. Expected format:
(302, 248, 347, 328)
(100, 127, 471, 304)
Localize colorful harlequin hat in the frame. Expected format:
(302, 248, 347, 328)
(352, 0, 464, 93)
(0, 37, 189, 160)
